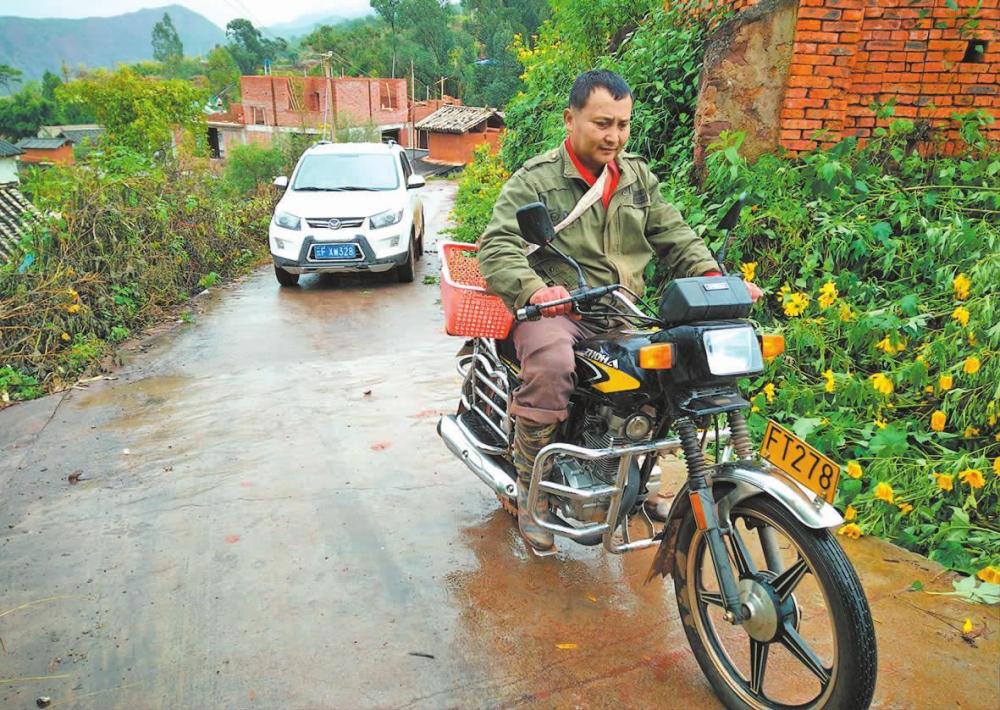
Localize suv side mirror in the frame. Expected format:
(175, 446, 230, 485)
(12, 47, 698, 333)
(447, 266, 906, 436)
(516, 202, 556, 247)
(407, 174, 426, 189)
(273, 175, 289, 189)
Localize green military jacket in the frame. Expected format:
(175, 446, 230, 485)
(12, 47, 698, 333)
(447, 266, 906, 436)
(478, 143, 719, 312)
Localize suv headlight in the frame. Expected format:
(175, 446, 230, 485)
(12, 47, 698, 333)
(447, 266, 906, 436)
(370, 208, 403, 230)
(274, 211, 301, 230)
(702, 326, 763, 376)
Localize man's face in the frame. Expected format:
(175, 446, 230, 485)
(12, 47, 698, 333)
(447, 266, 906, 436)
(564, 87, 633, 174)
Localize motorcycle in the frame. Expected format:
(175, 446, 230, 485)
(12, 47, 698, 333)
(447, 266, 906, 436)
(437, 198, 877, 709)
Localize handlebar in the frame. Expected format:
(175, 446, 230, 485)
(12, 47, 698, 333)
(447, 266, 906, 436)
(515, 284, 621, 321)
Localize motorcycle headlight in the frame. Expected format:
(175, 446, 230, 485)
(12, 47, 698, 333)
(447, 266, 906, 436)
(274, 211, 301, 230)
(702, 326, 763, 376)
(370, 208, 403, 230)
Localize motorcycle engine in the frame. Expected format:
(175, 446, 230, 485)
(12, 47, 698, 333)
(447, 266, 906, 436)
(554, 407, 630, 523)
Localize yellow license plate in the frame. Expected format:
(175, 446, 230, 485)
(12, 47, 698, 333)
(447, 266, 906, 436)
(761, 420, 840, 503)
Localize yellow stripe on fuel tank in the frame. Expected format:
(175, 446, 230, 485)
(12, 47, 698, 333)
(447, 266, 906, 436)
(586, 359, 641, 393)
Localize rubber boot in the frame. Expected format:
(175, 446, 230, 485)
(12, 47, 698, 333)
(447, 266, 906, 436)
(513, 418, 558, 556)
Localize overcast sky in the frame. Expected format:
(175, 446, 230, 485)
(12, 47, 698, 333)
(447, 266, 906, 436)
(1, 1, 374, 28)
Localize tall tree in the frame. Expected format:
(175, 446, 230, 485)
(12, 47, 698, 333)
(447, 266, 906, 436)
(226, 19, 288, 75)
(205, 47, 241, 106)
(370, 0, 403, 76)
(0, 64, 23, 93)
(151, 13, 184, 66)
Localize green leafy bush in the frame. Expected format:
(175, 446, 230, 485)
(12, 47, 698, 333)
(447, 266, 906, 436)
(223, 143, 285, 195)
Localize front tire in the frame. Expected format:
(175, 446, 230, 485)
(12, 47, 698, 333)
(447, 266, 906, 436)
(673, 496, 876, 709)
(396, 235, 416, 283)
(274, 264, 299, 287)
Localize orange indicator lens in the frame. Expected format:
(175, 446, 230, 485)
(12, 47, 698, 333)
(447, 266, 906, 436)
(639, 343, 674, 369)
(761, 334, 785, 359)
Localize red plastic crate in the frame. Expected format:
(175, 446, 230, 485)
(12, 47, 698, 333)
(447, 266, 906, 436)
(440, 241, 513, 339)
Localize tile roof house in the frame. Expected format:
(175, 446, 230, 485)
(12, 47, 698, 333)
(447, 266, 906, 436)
(37, 124, 105, 145)
(15, 137, 75, 166)
(414, 105, 504, 165)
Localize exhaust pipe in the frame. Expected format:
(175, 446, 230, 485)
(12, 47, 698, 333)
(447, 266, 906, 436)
(437, 415, 517, 500)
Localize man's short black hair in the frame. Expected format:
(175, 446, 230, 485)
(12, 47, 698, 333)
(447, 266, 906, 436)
(569, 70, 632, 109)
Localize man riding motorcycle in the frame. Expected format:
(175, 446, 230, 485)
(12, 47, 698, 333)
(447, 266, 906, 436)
(478, 69, 763, 554)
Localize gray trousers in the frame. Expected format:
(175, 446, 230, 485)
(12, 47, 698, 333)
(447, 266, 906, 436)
(509, 316, 594, 425)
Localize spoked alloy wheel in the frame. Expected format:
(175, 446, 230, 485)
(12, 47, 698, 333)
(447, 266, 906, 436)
(673, 496, 876, 709)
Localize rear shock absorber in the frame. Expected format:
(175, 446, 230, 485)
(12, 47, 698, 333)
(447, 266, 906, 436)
(727, 410, 754, 460)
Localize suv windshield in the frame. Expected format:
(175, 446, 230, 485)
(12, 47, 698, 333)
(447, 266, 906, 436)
(292, 153, 400, 191)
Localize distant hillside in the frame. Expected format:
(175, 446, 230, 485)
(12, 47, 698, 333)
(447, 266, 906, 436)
(0, 4, 225, 84)
(264, 9, 371, 39)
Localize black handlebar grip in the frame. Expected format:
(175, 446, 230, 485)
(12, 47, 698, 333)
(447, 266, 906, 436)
(515, 304, 542, 321)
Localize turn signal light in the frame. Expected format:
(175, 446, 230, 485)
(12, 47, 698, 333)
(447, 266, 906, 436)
(639, 343, 674, 369)
(761, 334, 785, 359)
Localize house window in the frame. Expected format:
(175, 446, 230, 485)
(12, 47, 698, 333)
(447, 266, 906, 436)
(309, 91, 321, 112)
(380, 82, 397, 110)
(252, 106, 266, 125)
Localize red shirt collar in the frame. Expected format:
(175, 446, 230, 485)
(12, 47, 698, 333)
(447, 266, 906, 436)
(564, 138, 620, 208)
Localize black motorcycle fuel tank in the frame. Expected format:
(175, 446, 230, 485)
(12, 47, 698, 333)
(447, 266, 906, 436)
(573, 328, 659, 395)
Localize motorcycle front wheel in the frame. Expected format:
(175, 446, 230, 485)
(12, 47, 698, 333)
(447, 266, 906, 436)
(673, 496, 876, 709)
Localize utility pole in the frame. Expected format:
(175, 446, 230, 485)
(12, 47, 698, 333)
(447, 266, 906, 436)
(410, 59, 416, 158)
(439, 76, 446, 99)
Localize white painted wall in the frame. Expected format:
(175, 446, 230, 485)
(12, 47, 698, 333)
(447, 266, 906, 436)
(0, 157, 17, 184)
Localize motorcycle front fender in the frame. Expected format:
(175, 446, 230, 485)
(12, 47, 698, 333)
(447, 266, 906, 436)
(646, 461, 844, 582)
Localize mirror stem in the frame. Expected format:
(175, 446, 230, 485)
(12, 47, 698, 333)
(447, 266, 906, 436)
(546, 243, 587, 289)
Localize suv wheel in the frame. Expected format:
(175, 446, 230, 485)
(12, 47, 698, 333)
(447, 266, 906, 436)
(274, 264, 300, 287)
(397, 235, 416, 283)
(416, 223, 425, 259)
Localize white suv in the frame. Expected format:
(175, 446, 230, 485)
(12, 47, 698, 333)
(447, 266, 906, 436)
(269, 141, 425, 286)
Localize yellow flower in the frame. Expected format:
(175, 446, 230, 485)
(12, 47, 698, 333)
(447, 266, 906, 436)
(740, 261, 757, 282)
(994, 457, 1000, 477)
(846, 461, 863, 479)
(963, 356, 980, 374)
(838, 523, 863, 539)
(968, 331, 977, 346)
(870, 373, 894, 395)
(763, 383, 776, 403)
(963, 426, 980, 438)
(897, 502, 913, 514)
(67, 303, 81, 314)
(838, 302, 856, 322)
(924, 385, 934, 393)
(783, 292, 810, 317)
(930, 410, 946, 432)
(959, 468, 985, 489)
(939, 374, 953, 391)
(953, 273, 970, 300)
(818, 281, 838, 309)
(844, 504, 857, 521)
(874, 418, 888, 429)
(933, 472, 953, 491)
(874, 481, 895, 503)
(951, 306, 970, 328)
(751, 404, 760, 413)
(977, 566, 1000, 585)
(962, 618, 973, 635)
(60, 332, 70, 342)
(876, 337, 894, 354)
(823, 369, 835, 393)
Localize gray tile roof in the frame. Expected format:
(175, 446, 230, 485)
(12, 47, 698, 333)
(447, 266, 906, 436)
(16, 137, 71, 150)
(0, 139, 22, 157)
(60, 128, 104, 144)
(415, 105, 504, 134)
(0, 185, 41, 265)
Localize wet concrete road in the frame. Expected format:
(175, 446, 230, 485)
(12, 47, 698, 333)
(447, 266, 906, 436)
(2, 180, 998, 709)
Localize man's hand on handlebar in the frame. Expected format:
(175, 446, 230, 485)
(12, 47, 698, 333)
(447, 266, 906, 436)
(745, 281, 764, 302)
(529, 285, 580, 319)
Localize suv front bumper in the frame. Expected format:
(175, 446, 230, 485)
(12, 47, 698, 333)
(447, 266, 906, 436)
(272, 235, 408, 274)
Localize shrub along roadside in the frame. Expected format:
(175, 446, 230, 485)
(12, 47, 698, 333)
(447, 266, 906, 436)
(446, 0, 998, 575)
(0, 147, 275, 403)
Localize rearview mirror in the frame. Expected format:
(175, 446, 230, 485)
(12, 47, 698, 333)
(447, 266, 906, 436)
(407, 174, 426, 189)
(516, 202, 556, 247)
(717, 192, 747, 232)
(273, 175, 289, 189)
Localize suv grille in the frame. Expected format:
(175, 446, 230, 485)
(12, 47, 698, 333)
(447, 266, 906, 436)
(305, 217, 366, 229)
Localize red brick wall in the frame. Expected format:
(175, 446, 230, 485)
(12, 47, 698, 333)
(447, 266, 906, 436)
(19, 145, 74, 165)
(428, 129, 501, 164)
(710, 0, 1000, 153)
(240, 76, 409, 130)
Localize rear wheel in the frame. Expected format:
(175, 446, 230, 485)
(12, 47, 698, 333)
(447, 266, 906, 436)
(416, 223, 425, 258)
(396, 234, 416, 283)
(274, 264, 299, 287)
(673, 496, 876, 709)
